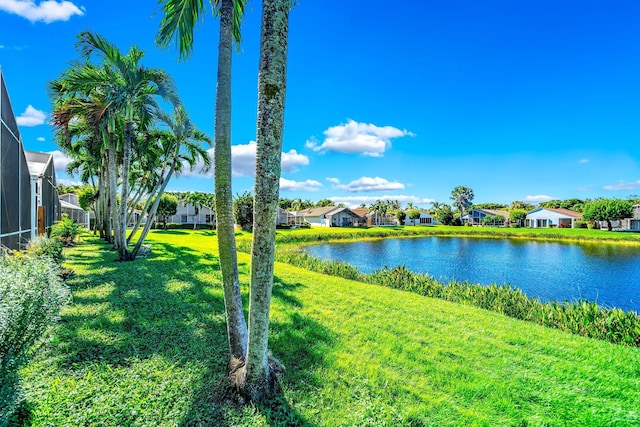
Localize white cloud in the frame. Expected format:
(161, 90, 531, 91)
(181, 141, 311, 178)
(36, 136, 45, 141)
(326, 177, 340, 184)
(0, 0, 84, 23)
(579, 158, 590, 164)
(329, 195, 435, 209)
(524, 195, 555, 203)
(603, 180, 640, 191)
(281, 148, 309, 172)
(306, 119, 413, 157)
(56, 177, 82, 187)
(16, 105, 46, 126)
(335, 176, 405, 193)
(49, 149, 73, 174)
(279, 177, 323, 192)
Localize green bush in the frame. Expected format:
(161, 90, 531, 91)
(0, 255, 70, 424)
(25, 235, 64, 264)
(50, 215, 82, 247)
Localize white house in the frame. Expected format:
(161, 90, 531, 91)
(403, 211, 439, 226)
(526, 207, 582, 228)
(624, 204, 640, 231)
(168, 201, 215, 227)
(296, 206, 364, 227)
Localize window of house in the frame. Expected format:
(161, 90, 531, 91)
(181, 215, 188, 223)
(420, 217, 431, 224)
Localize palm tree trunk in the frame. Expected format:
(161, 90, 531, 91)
(127, 179, 160, 244)
(242, 0, 289, 402)
(132, 168, 174, 258)
(118, 121, 133, 260)
(107, 135, 119, 248)
(215, 0, 249, 362)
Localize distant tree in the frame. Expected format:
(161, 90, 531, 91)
(482, 214, 505, 226)
(582, 199, 633, 231)
(358, 203, 367, 209)
(510, 209, 527, 227)
(434, 204, 454, 225)
(408, 209, 421, 225)
(315, 198, 334, 207)
(369, 200, 388, 226)
(539, 199, 562, 209)
(510, 200, 535, 211)
(395, 210, 407, 225)
(473, 203, 507, 210)
(279, 198, 293, 210)
(558, 198, 585, 212)
(157, 193, 178, 230)
(451, 186, 474, 221)
(233, 191, 254, 231)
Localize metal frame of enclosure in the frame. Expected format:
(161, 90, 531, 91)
(1, 69, 60, 250)
(0, 70, 32, 249)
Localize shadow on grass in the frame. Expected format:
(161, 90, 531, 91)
(179, 275, 333, 426)
(50, 239, 228, 370)
(20, 235, 333, 426)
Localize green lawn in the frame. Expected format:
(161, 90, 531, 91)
(16, 230, 640, 426)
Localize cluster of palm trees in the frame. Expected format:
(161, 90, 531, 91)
(50, 32, 211, 261)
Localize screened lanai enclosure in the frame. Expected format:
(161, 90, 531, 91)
(1, 69, 60, 250)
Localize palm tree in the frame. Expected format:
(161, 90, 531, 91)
(451, 186, 474, 224)
(243, 0, 290, 401)
(131, 107, 211, 258)
(157, 0, 249, 362)
(76, 31, 180, 260)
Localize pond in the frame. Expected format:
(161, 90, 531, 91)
(303, 236, 640, 312)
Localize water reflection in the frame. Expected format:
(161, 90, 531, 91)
(304, 237, 640, 312)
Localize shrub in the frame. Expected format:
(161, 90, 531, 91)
(50, 215, 82, 247)
(25, 235, 64, 264)
(0, 255, 70, 424)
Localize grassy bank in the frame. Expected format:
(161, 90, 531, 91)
(16, 231, 640, 426)
(270, 224, 640, 246)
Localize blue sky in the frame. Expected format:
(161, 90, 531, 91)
(2, 0, 640, 208)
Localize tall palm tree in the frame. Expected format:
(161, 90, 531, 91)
(157, 0, 249, 362)
(243, 0, 290, 401)
(76, 31, 180, 260)
(131, 107, 211, 258)
(451, 186, 474, 223)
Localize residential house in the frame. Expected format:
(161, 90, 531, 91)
(526, 207, 581, 228)
(59, 193, 90, 228)
(167, 201, 215, 227)
(25, 151, 61, 236)
(296, 206, 364, 227)
(403, 210, 440, 226)
(462, 208, 510, 226)
(624, 204, 640, 231)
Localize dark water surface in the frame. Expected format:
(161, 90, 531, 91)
(304, 236, 640, 312)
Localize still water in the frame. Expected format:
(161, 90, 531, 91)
(304, 237, 640, 312)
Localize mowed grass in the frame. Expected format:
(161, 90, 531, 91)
(16, 230, 640, 426)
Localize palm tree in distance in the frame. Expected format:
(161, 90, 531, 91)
(451, 186, 474, 224)
(157, 0, 249, 362)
